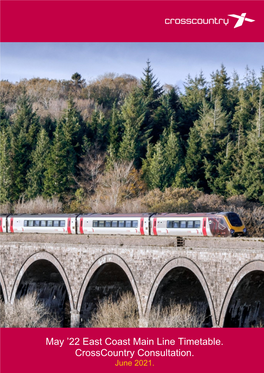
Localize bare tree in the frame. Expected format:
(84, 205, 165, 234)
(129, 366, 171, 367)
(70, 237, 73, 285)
(76, 150, 106, 194)
(90, 161, 134, 212)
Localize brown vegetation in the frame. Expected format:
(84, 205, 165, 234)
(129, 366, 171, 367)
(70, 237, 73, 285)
(85, 293, 206, 328)
(13, 196, 63, 214)
(86, 293, 139, 328)
(0, 293, 61, 328)
(148, 303, 206, 328)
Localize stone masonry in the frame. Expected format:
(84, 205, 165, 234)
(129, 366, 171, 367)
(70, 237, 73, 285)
(0, 234, 264, 327)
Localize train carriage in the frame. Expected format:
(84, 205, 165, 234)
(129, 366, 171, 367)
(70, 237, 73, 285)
(7, 214, 78, 234)
(77, 213, 152, 235)
(150, 213, 206, 236)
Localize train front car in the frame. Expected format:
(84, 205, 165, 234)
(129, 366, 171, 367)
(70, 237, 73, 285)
(77, 213, 151, 235)
(221, 212, 246, 237)
(150, 212, 246, 237)
(7, 214, 78, 234)
(206, 212, 246, 237)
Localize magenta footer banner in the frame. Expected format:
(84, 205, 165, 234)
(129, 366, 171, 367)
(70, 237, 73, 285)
(0, 328, 263, 372)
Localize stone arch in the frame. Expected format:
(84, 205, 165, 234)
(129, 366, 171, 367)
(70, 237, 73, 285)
(146, 257, 216, 326)
(77, 254, 142, 322)
(0, 270, 8, 303)
(219, 260, 264, 327)
(10, 251, 74, 312)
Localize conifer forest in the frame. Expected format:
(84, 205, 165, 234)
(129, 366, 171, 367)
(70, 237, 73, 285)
(1, 62, 264, 235)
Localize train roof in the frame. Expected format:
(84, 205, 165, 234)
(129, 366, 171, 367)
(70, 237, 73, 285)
(153, 212, 231, 218)
(8, 214, 79, 218)
(79, 213, 153, 218)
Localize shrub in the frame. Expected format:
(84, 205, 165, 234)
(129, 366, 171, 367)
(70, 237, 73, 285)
(86, 293, 139, 328)
(148, 303, 207, 328)
(192, 194, 226, 212)
(0, 293, 61, 328)
(85, 293, 207, 328)
(141, 187, 202, 213)
(13, 196, 63, 214)
(0, 202, 11, 214)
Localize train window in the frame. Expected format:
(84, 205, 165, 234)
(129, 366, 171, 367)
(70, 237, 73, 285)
(28, 221, 34, 227)
(180, 221, 187, 228)
(119, 221, 125, 227)
(60, 221, 65, 227)
(227, 213, 242, 227)
(34, 221, 40, 227)
(132, 221, 138, 228)
(126, 221, 131, 227)
(112, 221, 118, 227)
(173, 221, 179, 228)
(99, 221, 105, 227)
(47, 221, 53, 227)
(93, 221, 98, 227)
(24, 221, 28, 227)
(187, 221, 194, 228)
(167, 221, 173, 228)
(41, 221, 46, 227)
(194, 221, 200, 228)
(53, 221, 59, 227)
(105, 221, 111, 227)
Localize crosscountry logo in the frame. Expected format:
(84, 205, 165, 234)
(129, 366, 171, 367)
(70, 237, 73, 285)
(228, 13, 255, 28)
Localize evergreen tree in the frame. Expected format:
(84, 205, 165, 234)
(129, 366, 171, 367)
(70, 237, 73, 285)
(139, 60, 163, 144)
(118, 89, 147, 166)
(140, 60, 163, 104)
(108, 102, 124, 159)
(0, 103, 9, 130)
(43, 122, 75, 199)
(0, 129, 12, 203)
(9, 94, 40, 200)
(210, 64, 230, 112)
(195, 98, 229, 193)
(86, 109, 109, 150)
(26, 128, 50, 199)
(61, 99, 83, 160)
(183, 125, 205, 189)
(238, 132, 264, 201)
(232, 89, 251, 150)
(181, 72, 208, 133)
(142, 141, 165, 190)
(166, 86, 185, 136)
(142, 125, 182, 190)
(243, 67, 259, 127)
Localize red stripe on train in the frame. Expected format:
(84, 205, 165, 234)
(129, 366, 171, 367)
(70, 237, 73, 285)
(153, 218, 157, 235)
(67, 218, 71, 234)
(80, 218, 84, 234)
(10, 217, 14, 233)
(0, 218, 2, 233)
(202, 217, 207, 236)
(140, 218, 144, 235)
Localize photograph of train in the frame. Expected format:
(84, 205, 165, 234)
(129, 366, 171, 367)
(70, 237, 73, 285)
(0, 212, 246, 237)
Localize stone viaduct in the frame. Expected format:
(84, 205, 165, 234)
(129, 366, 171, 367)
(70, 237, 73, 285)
(0, 234, 264, 328)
